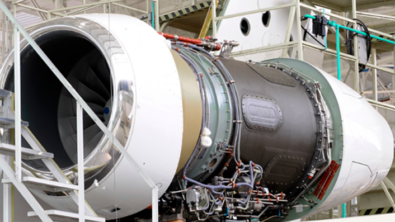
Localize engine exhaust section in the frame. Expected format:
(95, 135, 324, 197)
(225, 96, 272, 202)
(0, 14, 392, 221)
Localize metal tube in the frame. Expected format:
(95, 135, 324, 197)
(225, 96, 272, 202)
(393, 34, 395, 93)
(13, 18, 21, 183)
(211, 0, 216, 38)
(3, 156, 12, 222)
(77, 102, 85, 222)
(323, 9, 327, 50)
(67, 5, 101, 16)
(281, 1, 295, 57)
(302, 41, 357, 60)
(152, 186, 159, 222)
(0, 155, 52, 221)
(112, 2, 148, 14)
(151, 1, 155, 28)
(380, 181, 395, 210)
(364, 63, 394, 74)
(296, 0, 303, 60)
(372, 48, 378, 101)
(232, 42, 296, 57)
(49, 0, 122, 13)
(154, 0, 159, 32)
(300, 3, 356, 24)
(336, 24, 341, 80)
(367, 98, 395, 111)
(17, 3, 65, 17)
(384, 177, 395, 194)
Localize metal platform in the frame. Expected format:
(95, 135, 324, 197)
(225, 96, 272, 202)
(28, 210, 105, 222)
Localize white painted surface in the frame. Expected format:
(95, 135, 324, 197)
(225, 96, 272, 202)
(215, 0, 314, 61)
(312, 69, 394, 213)
(30, 14, 183, 219)
(308, 213, 395, 222)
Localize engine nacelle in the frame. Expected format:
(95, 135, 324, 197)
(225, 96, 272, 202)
(0, 15, 392, 221)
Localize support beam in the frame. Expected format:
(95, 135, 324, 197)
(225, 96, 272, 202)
(380, 181, 395, 210)
(393, 34, 395, 94)
(211, 0, 216, 38)
(296, 0, 303, 60)
(77, 102, 85, 222)
(13, 1, 21, 183)
(112, 2, 147, 14)
(352, 0, 359, 92)
(282, 1, 296, 57)
(372, 48, 378, 101)
(3, 156, 12, 222)
(384, 177, 395, 194)
(345, 0, 395, 11)
(152, 186, 159, 222)
(49, 0, 122, 13)
(0, 155, 52, 221)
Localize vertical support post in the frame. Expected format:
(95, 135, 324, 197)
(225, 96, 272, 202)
(13, 2, 21, 183)
(4, 81, 14, 222)
(337, 204, 342, 218)
(295, 0, 303, 60)
(336, 24, 341, 80)
(211, 0, 217, 38)
(77, 102, 85, 222)
(152, 186, 159, 222)
(146, 0, 150, 25)
(393, 35, 395, 95)
(329, 208, 333, 219)
(154, 0, 159, 32)
(323, 9, 327, 50)
(384, 177, 395, 194)
(1, 11, 5, 64)
(381, 181, 395, 210)
(372, 48, 378, 101)
(3, 156, 12, 222)
(151, 1, 154, 28)
(342, 203, 346, 218)
(281, 0, 296, 57)
(352, 0, 360, 92)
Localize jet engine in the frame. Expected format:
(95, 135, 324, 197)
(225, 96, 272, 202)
(0, 14, 392, 221)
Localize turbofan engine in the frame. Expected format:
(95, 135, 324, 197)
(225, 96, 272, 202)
(0, 14, 392, 221)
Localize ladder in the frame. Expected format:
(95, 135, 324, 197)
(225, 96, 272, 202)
(0, 89, 104, 222)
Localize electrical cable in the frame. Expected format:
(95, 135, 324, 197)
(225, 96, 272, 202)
(346, 18, 371, 72)
(301, 25, 326, 47)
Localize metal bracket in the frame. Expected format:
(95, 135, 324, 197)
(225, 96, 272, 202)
(219, 40, 239, 59)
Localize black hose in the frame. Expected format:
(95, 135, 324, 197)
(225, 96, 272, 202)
(346, 18, 371, 72)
